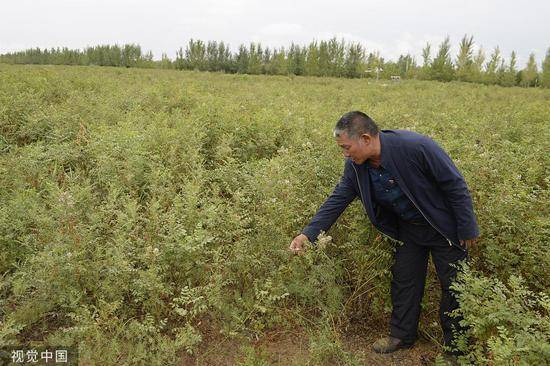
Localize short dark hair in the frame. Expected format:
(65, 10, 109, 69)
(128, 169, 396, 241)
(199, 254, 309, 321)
(334, 111, 379, 139)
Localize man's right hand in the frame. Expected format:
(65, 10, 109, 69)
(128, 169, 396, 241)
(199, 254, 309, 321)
(289, 234, 308, 254)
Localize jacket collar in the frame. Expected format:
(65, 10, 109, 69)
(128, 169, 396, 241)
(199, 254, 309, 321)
(362, 131, 391, 169)
(379, 131, 393, 168)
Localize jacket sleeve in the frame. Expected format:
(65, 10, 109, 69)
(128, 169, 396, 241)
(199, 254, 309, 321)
(420, 139, 479, 240)
(301, 160, 358, 243)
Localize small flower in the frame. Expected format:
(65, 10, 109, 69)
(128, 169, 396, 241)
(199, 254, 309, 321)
(58, 191, 75, 207)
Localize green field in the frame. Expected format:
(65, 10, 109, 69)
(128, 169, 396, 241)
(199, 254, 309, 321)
(0, 64, 548, 365)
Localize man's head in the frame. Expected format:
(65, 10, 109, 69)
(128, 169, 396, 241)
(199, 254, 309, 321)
(333, 111, 380, 164)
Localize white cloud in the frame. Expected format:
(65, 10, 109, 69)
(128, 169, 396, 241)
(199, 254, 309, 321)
(260, 23, 303, 36)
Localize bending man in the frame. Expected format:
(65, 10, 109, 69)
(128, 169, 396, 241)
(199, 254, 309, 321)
(289, 111, 479, 356)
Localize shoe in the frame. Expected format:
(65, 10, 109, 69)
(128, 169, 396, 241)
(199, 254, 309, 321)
(372, 336, 414, 354)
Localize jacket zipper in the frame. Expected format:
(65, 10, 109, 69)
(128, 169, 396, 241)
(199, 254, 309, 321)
(352, 163, 465, 252)
(395, 178, 466, 252)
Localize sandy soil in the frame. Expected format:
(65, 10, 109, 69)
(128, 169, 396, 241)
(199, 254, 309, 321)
(179, 327, 439, 366)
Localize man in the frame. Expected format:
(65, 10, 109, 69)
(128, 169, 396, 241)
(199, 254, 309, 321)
(289, 111, 478, 358)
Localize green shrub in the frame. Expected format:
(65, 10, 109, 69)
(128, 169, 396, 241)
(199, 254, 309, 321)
(451, 264, 550, 365)
(0, 64, 548, 363)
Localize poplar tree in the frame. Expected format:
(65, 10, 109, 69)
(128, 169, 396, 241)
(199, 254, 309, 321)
(496, 58, 507, 86)
(305, 40, 320, 76)
(247, 43, 263, 74)
(456, 35, 474, 82)
(485, 47, 501, 85)
(262, 47, 272, 75)
(541, 48, 550, 88)
(217, 42, 232, 72)
(140, 50, 154, 68)
(430, 36, 455, 81)
(235, 44, 249, 74)
(471, 47, 486, 83)
(185, 39, 207, 70)
(420, 42, 432, 79)
(318, 40, 330, 77)
(2, 38, 546, 87)
(287, 43, 306, 75)
(397, 54, 416, 78)
(264, 47, 276, 75)
(107, 45, 118, 66)
(380, 60, 399, 79)
(327, 38, 345, 77)
(270, 47, 288, 75)
(174, 48, 185, 70)
(206, 41, 219, 71)
(503, 51, 519, 87)
(160, 53, 172, 69)
(344, 42, 365, 78)
(520, 53, 539, 87)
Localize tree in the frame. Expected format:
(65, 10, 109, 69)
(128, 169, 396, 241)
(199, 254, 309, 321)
(122, 44, 141, 67)
(139, 50, 154, 68)
(471, 47, 486, 83)
(247, 43, 263, 74)
(420, 42, 432, 80)
(430, 36, 455, 81)
(520, 53, 539, 87)
(380, 61, 400, 79)
(160, 53, 173, 69)
(0, 38, 543, 88)
(344, 42, 365, 78)
(235, 44, 249, 74)
(541, 48, 550, 88)
(217, 42, 232, 72)
(270, 47, 287, 75)
(327, 38, 345, 77)
(262, 47, 272, 75)
(456, 35, 475, 82)
(318, 40, 330, 76)
(484, 47, 501, 85)
(185, 39, 207, 71)
(496, 58, 507, 86)
(287, 43, 306, 75)
(365, 51, 383, 79)
(174, 47, 185, 70)
(499, 51, 518, 87)
(206, 41, 219, 71)
(396, 54, 416, 78)
(305, 40, 320, 76)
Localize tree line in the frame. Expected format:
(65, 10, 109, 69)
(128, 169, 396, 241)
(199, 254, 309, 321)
(1, 37, 549, 88)
(0, 44, 156, 69)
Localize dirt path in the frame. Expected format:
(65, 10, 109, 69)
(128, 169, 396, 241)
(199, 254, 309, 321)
(180, 328, 439, 365)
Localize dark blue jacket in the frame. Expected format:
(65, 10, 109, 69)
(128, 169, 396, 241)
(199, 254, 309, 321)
(302, 130, 479, 245)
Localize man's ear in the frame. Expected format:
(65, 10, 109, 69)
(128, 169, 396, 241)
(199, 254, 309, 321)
(360, 133, 372, 144)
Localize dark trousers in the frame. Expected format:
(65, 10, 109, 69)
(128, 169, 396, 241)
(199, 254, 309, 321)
(389, 219, 468, 352)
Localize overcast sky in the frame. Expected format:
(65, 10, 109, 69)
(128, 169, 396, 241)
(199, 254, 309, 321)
(2, 0, 549, 65)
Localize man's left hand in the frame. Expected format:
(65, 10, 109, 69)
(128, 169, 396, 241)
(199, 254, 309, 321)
(459, 237, 478, 250)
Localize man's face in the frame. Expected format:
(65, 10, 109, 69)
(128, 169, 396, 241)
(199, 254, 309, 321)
(335, 131, 371, 164)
